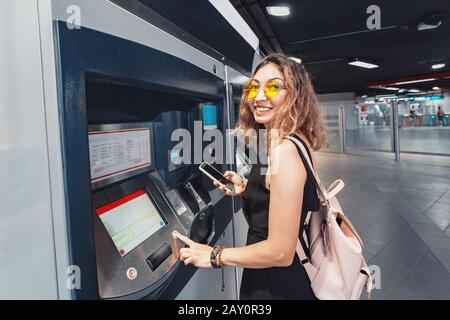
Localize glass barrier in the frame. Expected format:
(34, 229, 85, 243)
(345, 103, 393, 152)
(398, 101, 450, 155)
(320, 105, 340, 152)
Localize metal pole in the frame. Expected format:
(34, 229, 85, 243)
(392, 100, 400, 161)
(338, 105, 345, 154)
(224, 66, 240, 300)
(390, 104, 394, 153)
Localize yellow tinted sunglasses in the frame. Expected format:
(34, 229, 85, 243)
(243, 80, 287, 99)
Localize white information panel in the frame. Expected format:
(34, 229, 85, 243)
(89, 128, 151, 183)
(96, 189, 166, 257)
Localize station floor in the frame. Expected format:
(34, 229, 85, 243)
(316, 151, 450, 300)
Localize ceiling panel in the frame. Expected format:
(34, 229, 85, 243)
(233, 0, 450, 95)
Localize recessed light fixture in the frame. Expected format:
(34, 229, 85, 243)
(432, 63, 446, 69)
(369, 86, 399, 91)
(348, 58, 379, 69)
(409, 89, 421, 93)
(378, 96, 397, 100)
(417, 14, 444, 31)
(433, 86, 440, 90)
(266, 6, 290, 16)
(394, 78, 436, 85)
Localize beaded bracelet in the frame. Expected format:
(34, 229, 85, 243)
(210, 246, 224, 268)
(217, 246, 225, 268)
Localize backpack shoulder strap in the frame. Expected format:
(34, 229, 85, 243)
(288, 137, 345, 201)
(286, 136, 328, 202)
(286, 136, 323, 275)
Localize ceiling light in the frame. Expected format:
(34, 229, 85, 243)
(369, 86, 399, 91)
(432, 63, 446, 69)
(266, 6, 290, 16)
(377, 94, 398, 100)
(433, 86, 440, 90)
(409, 89, 421, 93)
(417, 14, 444, 31)
(379, 96, 397, 100)
(361, 95, 368, 99)
(394, 78, 436, 85)
(348, 58, 379, 69)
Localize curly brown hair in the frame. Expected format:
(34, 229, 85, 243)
(236, 53, 327, 151)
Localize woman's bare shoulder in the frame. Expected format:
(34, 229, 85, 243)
(267, 138, 309, 188)
(271, 138, 300, 161)
(289, 133, 317, 167)
(270, 139, 308, 174)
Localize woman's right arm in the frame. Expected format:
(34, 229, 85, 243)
(213, 171, 247, 196)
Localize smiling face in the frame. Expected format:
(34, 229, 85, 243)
(247, 63, 288, 126)
(237, 53, 327, 151)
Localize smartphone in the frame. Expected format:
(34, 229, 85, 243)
(199, 162, 234, 192)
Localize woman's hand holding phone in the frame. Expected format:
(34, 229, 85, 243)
(214, 171, 246, 196)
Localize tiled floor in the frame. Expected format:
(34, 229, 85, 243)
(316, 151, 450, 300)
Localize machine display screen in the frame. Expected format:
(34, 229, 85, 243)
(202, 103, 218, 130)
(95, 189, 166, 257)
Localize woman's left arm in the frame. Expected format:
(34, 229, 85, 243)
(174, 141, 307, 269)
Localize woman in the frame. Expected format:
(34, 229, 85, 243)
(173, 53, 327, 300)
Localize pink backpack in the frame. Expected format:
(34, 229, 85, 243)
(287, 136, 373, 300)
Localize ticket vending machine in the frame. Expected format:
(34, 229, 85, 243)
(56, 21, 233, 299)
(88, 121, 217, 299)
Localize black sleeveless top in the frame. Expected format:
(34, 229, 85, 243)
(239, 135, 319, 300)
